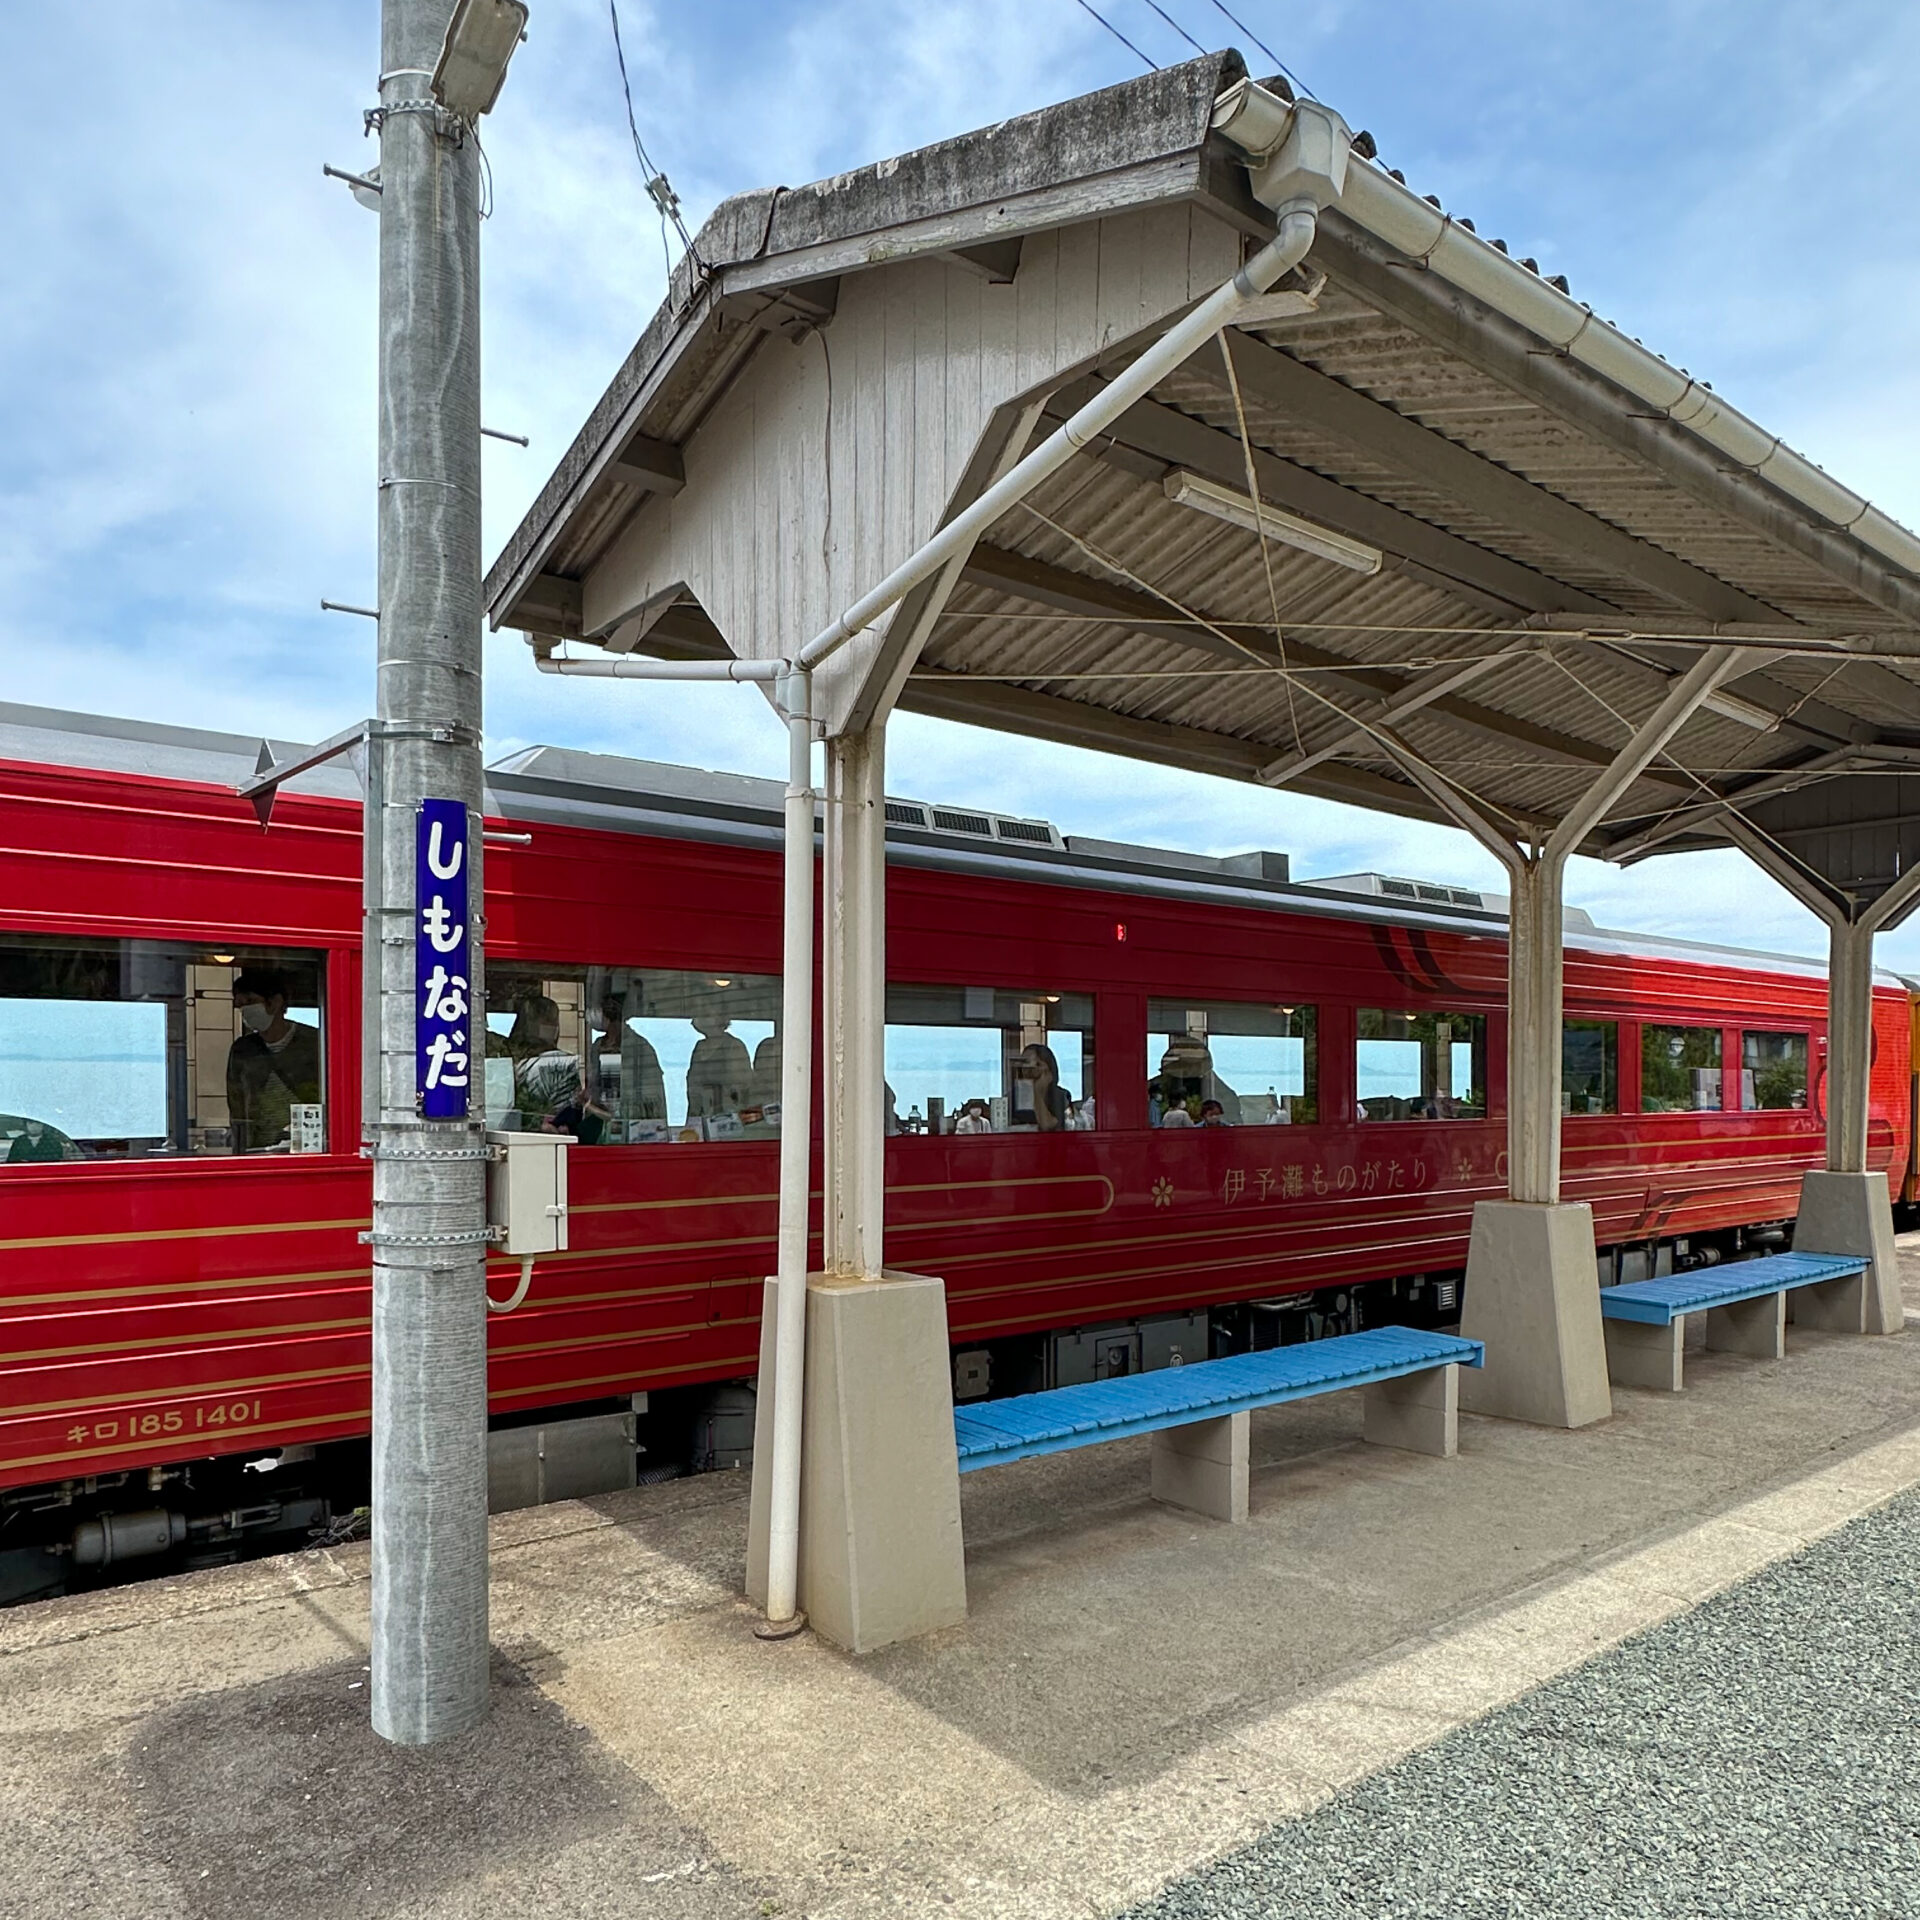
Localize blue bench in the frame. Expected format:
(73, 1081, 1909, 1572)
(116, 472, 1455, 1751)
(953, 1325, 1485, 1523)
(1599, 1250, 1871, 1392)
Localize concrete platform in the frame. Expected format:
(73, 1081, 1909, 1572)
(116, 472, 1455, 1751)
(5, 1245, 1920, 1920)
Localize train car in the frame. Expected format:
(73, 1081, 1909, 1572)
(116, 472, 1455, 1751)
(0, 702, 1909, 1600)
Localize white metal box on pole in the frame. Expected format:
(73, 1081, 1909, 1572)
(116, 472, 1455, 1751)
(486, 1132, 570, 1256)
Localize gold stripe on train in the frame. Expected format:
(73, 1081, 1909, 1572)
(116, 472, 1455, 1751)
(0, 1215, 369, 1254)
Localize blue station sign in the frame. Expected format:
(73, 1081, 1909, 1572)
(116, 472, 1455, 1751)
(415, 797, 472, 1118)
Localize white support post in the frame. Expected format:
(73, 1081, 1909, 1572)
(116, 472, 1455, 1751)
(823, 726, 887, 1279)
(1722, 820, 1920, 1338)
(1459, 849, 1610, 1429)
(1504, 851, 1566, 1206)
(1792, 915, 1899, 1335)
(1826, 916, 1875, 1176)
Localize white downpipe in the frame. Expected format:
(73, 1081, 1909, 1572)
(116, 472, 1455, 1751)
(536, 654, 789, 683)
(795, 205, 1324, 675)
(763, 670, 816, 1628)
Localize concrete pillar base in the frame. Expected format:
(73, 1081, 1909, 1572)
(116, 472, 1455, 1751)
(1150, 1413, 1249, 1523)
(1459, 1201, 1612, 1427)
(1793, 1170, 1903, 1337)
(1363, 1363, 1460, 1456)
(1604, 1317, 1684, 1392)
(1704, 1291, 1786, 1359)
(765, 1270, 968, 1653)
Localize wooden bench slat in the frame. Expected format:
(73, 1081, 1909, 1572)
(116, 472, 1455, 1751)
(1599, 1251, 1869, 1326)
(953, 1326, 1483, 1472)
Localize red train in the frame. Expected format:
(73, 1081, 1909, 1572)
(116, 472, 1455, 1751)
(1, 701, 1912, 1600)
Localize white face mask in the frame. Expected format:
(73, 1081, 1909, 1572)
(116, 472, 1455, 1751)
(239, 1002, 274, 1035)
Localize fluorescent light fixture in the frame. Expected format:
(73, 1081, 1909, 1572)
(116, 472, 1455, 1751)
(1701, 688, 1779, 732)
(1163, 470, 1383, 575)
(432, 0, 528, 122)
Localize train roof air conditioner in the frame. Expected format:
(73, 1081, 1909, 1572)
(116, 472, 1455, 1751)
(1312, 872, 1489, 911)
(884, 795, 1065, 853)
(1308, 871, 1594, 928)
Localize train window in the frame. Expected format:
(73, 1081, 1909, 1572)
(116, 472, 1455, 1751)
(1355, 1009, 1487, 1121)
(0, 935, 326, 1161)
(1640, 1024, 1724, 1112)
(485, 963, 782, 1143)
(1740, 1031, 1809, 1111)
(1562, 1020, 1618, 1115)
(883, 986, 1095, 1134)
(1146, 1001, 1317, 1126)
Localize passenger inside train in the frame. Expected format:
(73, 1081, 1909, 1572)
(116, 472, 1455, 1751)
(1146, 1000, 1319, 1125)
(882, 985, 1093, 1134)
(0, 938, 328, 1158)
(502, 993, 596, 1137)
(226, 967, 323, 1154)
(1012, 1042, 1070, 1131)
(1149, 1030, 1239, 1125)
(485, 964, 787, 1143)
(593, 991, 667, 1126)
(687, 1016, 753, 1123)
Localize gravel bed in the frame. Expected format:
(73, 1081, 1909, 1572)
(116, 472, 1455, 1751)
(1124, 1485, 1920, 1919)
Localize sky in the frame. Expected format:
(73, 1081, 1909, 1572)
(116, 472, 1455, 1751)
(4, 1, 1919, 967)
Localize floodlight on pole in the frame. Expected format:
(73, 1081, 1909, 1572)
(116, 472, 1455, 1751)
(431, 0, 528, 122)
(1163, 470, 1384, 575)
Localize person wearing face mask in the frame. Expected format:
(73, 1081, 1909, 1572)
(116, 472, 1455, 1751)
(226, 967, 322, 1153)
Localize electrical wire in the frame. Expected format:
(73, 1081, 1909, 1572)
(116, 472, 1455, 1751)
(1075, 0, 1159, 70)
(473, 125, 495, 220)
(1205, 0, 1311, 97)
(1139, 0, 1209, 57)
(608, 0, 703, 272)
(1217, 331, 1304, 756)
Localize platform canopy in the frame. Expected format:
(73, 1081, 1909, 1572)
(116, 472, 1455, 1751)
(487, 51, 1920, 924)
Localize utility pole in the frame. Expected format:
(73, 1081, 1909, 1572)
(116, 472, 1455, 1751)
(366, 0, 524, 1745)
